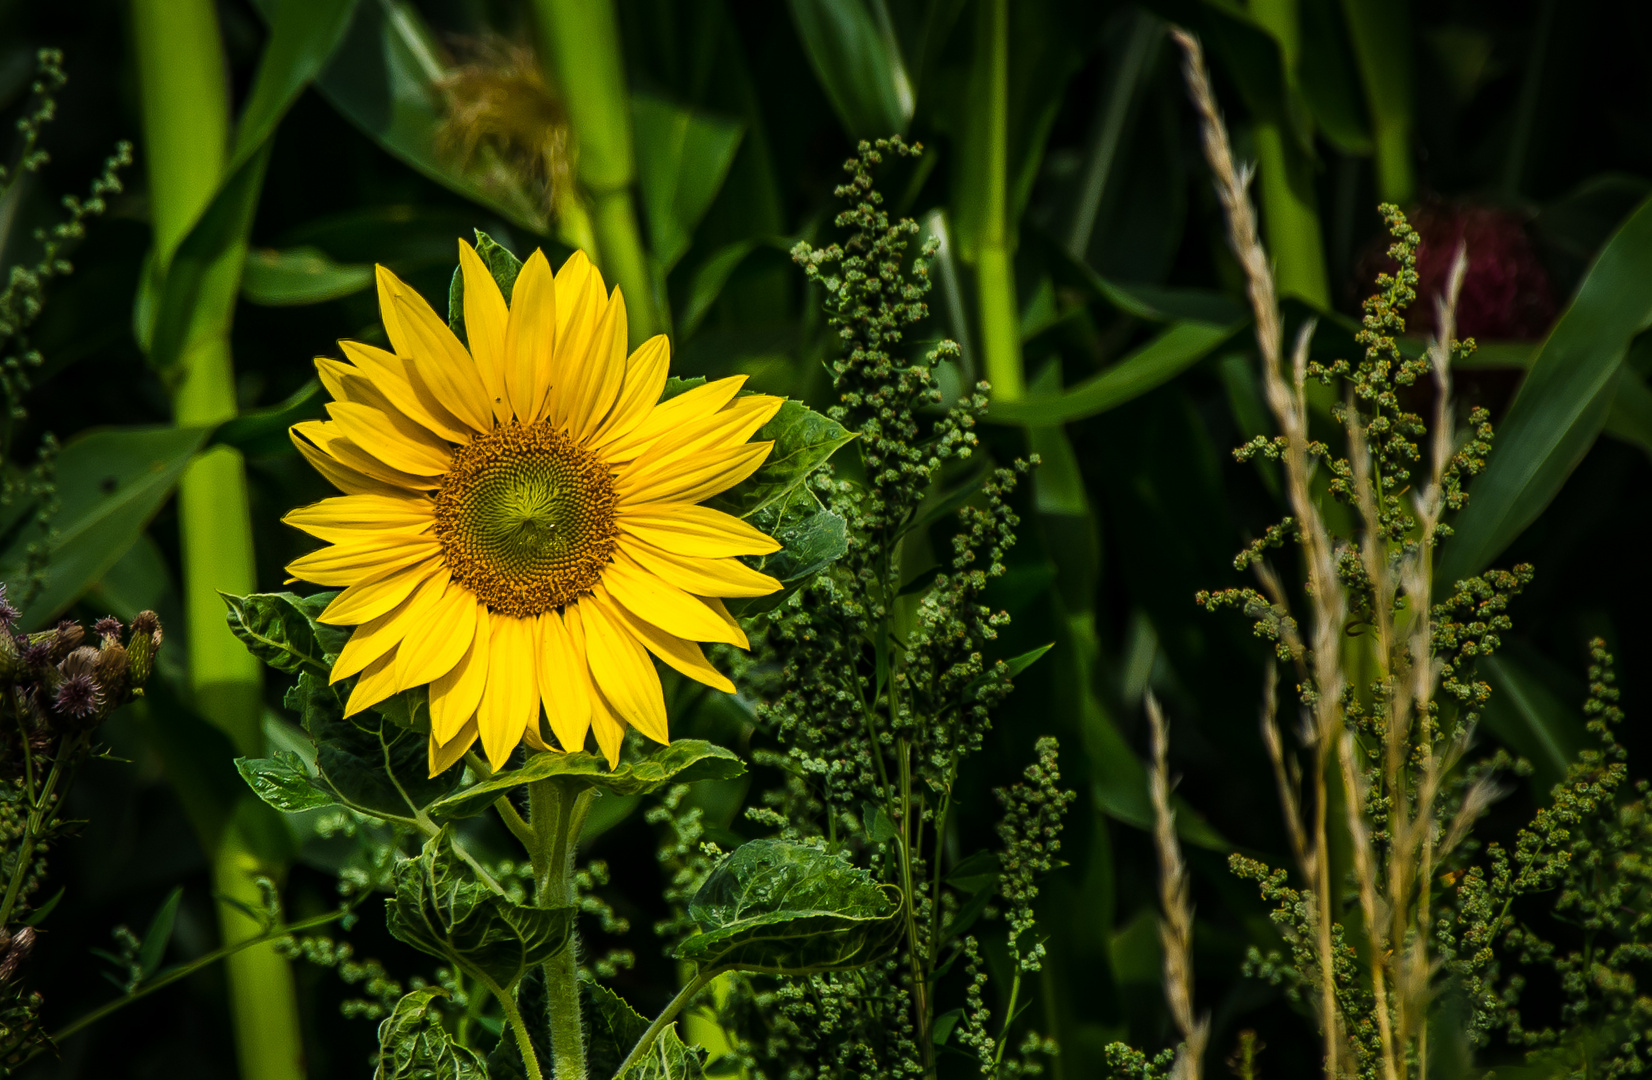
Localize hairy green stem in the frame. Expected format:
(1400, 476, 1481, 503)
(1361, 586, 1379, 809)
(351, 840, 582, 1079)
(530, 778, 595, 1080)
(132, 3, 300, 1078)
(501, 988, 549, 1080)
(530, 0, 659, 345)
(0, 733, 79, 928)
(974, 0, 1023, 401)
(614, 967, 721, 1080)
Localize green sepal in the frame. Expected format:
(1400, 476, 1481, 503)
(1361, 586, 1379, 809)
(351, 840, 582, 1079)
(674, 839, 902, 973)
(429, 740, 744, 821)
(448, 229, 524, 341)
(374, 987, 489, 1080)
(386, 828, 572, 991)
(222, 590, 346, 675)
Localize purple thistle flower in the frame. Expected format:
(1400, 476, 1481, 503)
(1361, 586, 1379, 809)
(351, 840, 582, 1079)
(0, 586, 18, 630)
(54, 673, 99, 719)
(21, 640, 50, 668)
(94, 616, 122, 642)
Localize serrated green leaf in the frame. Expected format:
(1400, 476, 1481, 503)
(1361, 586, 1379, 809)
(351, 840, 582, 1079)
(241, 246, 372, 306)
(287, 671, 460, 818)
(709, 400, 855, 520)
(430, 741, 744, 821)
(223, 591, 347, 674)
(587, 978, 705, 1080)
(236, 750, 335, 813)
(386, 829, 572, 991)
(374, 988, 489, 1080)
(674, 839, 902, 973)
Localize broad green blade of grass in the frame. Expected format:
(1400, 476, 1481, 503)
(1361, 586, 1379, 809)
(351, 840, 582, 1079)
(632, 94, 744, 275)
(786, 0, 913, 138)
(1339, 0, 1414, 202)
(1438, 194, 1652, 586)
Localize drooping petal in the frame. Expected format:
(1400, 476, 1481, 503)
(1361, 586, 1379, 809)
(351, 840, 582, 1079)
(340, 341, 470, 443)
(616, 503, 780, 557)
(537, 609, 592, 754)
(293, 420, 437, 492)
(505, 249, 557, 422)
(589, 688, 627, 768)
(596, 584, 735, 693)
(392, 579, 479, 692)
(326, 402, 453, 476)
(333, 569, 448, 683)
(287, 531, 441, 588)
(458, 240, 512, 423)
(592, 334, 669, 448)
(389, 292, 493, 433)
(479, 612, 538, 767)
(429, 715, 480, 777)
(580, 592, 669, 744)
(319, 555, 442, 626)
(615, 441, 772, 507)
(622, 540, 781, 598)
(346, 647, 402, 715)
(290, 426, 410, 498)
(602, 553, 747, 645)
(430, 603, 491, 743)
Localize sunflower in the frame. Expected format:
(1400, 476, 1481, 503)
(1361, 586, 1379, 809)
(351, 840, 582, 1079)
(284, 242, 782, 774)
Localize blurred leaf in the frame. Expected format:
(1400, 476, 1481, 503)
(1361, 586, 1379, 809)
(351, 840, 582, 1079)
(1480, 652, 1587, 795)
(786, 0, 913, 140)
(213, 380, 325, 454)
(585, 978, 705, 1080)
(223, 590, 347, 675)
(136, 886, 184, 979)
(236, 750, 335, 813)
(675, 839, 902, 973)
(1439, 194, 1652, 585)
(633, 95, 745, 273)
(1603, 366, 1652, 465)
(430, 740, 744, 820)
(681, 239, 782, 340)
(708, 400, 856, 519)
(386, 828, 572, 991)
(374, 988, 489, 1080)
(307, 0, 551, 235)
(3, 425, 211, 628)
(242, 247, 372, 306)
(287, 671, 461, 818)
(233, 0, 363, 172)
(1297, 0, 1371, 154)
(988, 321, 1240, 425)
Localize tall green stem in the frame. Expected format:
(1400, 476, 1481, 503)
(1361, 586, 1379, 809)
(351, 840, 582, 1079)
(132, 3, 301, 1079)
(531, 0, 659, 346)
(974, 0, 1023, 401)
(529, 778, 595, 1080)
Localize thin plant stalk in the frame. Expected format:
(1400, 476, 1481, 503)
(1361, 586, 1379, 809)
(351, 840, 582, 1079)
(974, 0, 1024, 401)
(131, 3, 303, 1080)
(1147, 693, 1206, 1080)
(529, 778, 595, 1080)
(530, 0, 659, 346)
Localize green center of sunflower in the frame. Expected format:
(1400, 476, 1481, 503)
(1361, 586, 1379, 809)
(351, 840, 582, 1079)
(434, 422, 618, 618)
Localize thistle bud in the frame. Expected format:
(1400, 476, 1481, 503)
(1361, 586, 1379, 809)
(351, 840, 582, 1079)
(0, 632, 22, 682)
(127, 611, 161, 689)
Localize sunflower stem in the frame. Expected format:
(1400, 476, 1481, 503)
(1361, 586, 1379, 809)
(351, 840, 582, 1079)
(529, 776, 596, 1080)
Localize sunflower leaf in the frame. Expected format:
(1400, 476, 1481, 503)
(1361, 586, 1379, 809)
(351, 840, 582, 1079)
(448, 230, 524, 341)
(223, 590, 348, 674)
(286, 672, 461, 818)
(709, 400, 855, 520)
(586, 977, 705, 1080)
(673, 839, 902, 973)
(374, 987, 490, 1080)
(235, 750, 335, 812)
(386, 828, 573, 991)
(428, 740, 744, 821)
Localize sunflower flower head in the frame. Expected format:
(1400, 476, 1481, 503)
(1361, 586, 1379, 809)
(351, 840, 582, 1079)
(285, 242, 783, 774)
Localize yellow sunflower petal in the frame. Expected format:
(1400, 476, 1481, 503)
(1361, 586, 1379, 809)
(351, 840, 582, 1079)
(346, 647, 402, 716)
(627, 395, 782, 471)
(505, 249, 557, 422)
(602, 554, 747, 646)
(522, 722, 552, 752)
(537, 610, 592, 754)
(430, 604, 491, 742)
(597, 584, 735, 693)
(479, 612, 538, 767)
(389, 292, 493, 433)
(293, 420, 438, 491)
(429, 715, 480, 777)
(616, 440, 772, 506)
(316, 355, 459, 466)
(458, 240, 512, 423)
(284, 493, 433, 541)
(319, 554, 442, 626)
(593, 334, 670, 448)
(326, 402, 453, 476)
(393, 580, 479, 692)
(565, 287, 627, 442)
(622, 539, 781, 599)
(333, 569, 448, 682)
(290, 426, 410, 498)
(286, 531, 441, 588)
(601, 375, 749, 462)
(617, 503, 780, 557)
(339, 341, 471, 443)
(580, 592, 668, 744)
(549, 251, 603, 427)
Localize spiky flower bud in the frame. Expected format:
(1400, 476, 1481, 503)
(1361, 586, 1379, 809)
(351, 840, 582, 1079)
(127, 611, 161, 689)
(94, 615, 121, 643)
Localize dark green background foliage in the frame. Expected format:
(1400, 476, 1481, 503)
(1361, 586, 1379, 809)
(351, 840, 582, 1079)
(2, 0, 1650, 1076)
